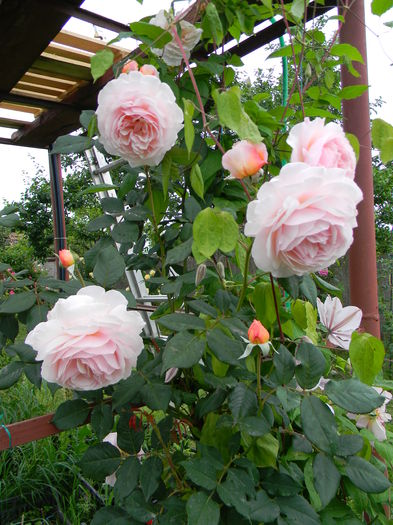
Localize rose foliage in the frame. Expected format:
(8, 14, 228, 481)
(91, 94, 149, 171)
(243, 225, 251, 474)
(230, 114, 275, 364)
(1, 2, 393, 524)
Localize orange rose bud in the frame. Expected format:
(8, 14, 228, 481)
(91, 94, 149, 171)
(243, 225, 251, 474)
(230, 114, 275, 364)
(140, 64, 159, 77)
(58, 249, 74, 268)
(122, 60, 139, 74)
(248, 320, 269, 345)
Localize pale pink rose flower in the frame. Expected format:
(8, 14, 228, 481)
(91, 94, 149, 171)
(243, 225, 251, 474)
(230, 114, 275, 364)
(103, 432, 119, 486)
(347, 388, 392, 441)
(140, 64, 159, 77)
(245, 162, 363, 277)
(317, 295, 362, 350)
(150, 10, 202, 67)
(222, 141, 268, 179)
(287, 118, 356, 179)
(96, 72, 183, 167)
(26, 286, 145, 390)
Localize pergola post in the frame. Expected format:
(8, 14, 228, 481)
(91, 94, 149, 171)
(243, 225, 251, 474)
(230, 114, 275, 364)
(48, 150, 67, 280)
(340, 0, 380, 337)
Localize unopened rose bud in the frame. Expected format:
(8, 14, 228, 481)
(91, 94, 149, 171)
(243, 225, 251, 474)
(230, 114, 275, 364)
(149, 269, 156, 277)
(58, 249, 74, 268)
(217, 261, 225, 280)
(140, 64, 159, 77)
(318, 268, 329, 277)
(122, 60, 139, 74)
(248, 320, 269, 345)
(222, 140, 268, 179)
(195, 264, 206, 286)
(144, 274, 150, 281)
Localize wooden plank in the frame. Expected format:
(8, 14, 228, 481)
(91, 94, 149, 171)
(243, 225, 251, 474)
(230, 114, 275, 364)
(53, 30, 127, 61)
(0, 116, 27, 128)
(22, 73, 76, 91)
(45, 42, 93, 65)
(11, 88, 61, 102)
(41, 51, 91, 69)
(15, 82, 64, 97)
(0, 102, 42, 115)
(32, 56, 91, 81)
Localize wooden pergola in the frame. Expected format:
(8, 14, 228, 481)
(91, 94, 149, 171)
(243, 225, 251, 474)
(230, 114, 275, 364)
(0, 0, 379, 451)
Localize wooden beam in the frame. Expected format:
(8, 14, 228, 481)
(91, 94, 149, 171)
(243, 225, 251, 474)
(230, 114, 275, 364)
(14, 82, 64, 97)
(44, 42, 93, 65)
(0, 102, 42, 115)
(0, 116, 28, 128)
(31, 56, 91, 82)
(22, 73, 76, 91)
(53, 30, 127, 61)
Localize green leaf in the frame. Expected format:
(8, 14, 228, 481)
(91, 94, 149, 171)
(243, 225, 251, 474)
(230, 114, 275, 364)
(0, 291, 36, 314)
(301, 396, 338, 454)
(203, 3, 224, 45)
(129, 21, 172, 48)
(190, 164, 205, 200)
(186, 491, 220, 525)
(336, 434, 364, 457)
(313, 453, 341, 508)
(183, 98, 195, 156)
(51, 134, 92, 154)
(0, 361, 24, 389)
(372, 0, 393, 15)
(228, 383, 258, 423)
(86, 214, 116, 232)
(196, 389, 227, 418)
(207, 329, 244, 365)
(91, 507, 130, 525)
(291, 0, 305, 19)
(161, 153, 171, 199)
(182, 458, 218, 490)
(304, 458, 321, 510)
(252, 281, 277, 328)
(80, 109, 96, 130)
(345, 456, 391, 493)
(272, 344, 296, 385)
(141, 383, 171, 411)
(295, 341, 326, 389)
(214, 86, 262, 142)
(94, 246, 126, 288)
(219, 211, 239, 253)
(112, 374, 145, 410)
(52, 399, 90, 430)
(165, 237, 193, 266)
(349, 332, 385, 385)
(238, 415, 271, 437)
(299, 274, 317, 306)
(79, 442, 121, 481)
(91, 49, 114, 82)
(0, 213, 20, 227)
(277, 495, 321, 525)
(244, 490, 280, 522)
(114, 456, 140, 501)
(324, 379, 385, 413)
(345, 133, 360, 162)
(7, 342, 36, 362)
(111, 222, 139, 244)
(91, 404, 113, 441)
(26, 304, 48, 331)
(330, 43, 364, 63)
(158, 313, 205, 331)
(79, 183, 119, 195)
(162, 331, 205, 371)
(101, 197, 124, 214)
(117, 413, 144, 455)
(140, 456, 162, 500)
(268, 44, 302, 59)
(193, 208, 221, 258)
(339, 84, 368, 100)
(372, 118, 393, 164)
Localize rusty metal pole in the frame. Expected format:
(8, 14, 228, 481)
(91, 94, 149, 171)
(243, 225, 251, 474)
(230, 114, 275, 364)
(340, 0, 380, 337)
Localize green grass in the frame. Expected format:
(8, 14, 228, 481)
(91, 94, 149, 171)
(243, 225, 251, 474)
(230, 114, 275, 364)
(0, 350, 106, 524)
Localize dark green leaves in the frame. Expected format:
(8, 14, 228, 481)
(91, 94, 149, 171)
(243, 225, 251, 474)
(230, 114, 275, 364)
(52, 399, 90, 430)
(158, 313, 205, 332)
(162, 331, 205, 371)
(112, 374, 145, 410)
(228, 383, 257, 423)
(313, 453, 340, 508)
(182, 458, 218, 490)
(0, 361, 24, 389)
(91, 49, 114, 82)
(301, 396, 338, 454)
(0, 291, 36, 314)
(51, 134, 92, 154)
(295, 342, 326, 389)
(111, 222, 139, 244)
(193, 208, 239, 260)
(79, 442, 121, 481)
(345, 456, 391, 493)
(91, 403, 113, 440)
(114, 456, 140, 501)
(129, 21, 172, 48)
(207, 329, 243, 365)
(324, 379, 385, 413)
(93, 246, 126, 288)
(140, 457, 163, 500)
(272, 345, 296, 385)
(186, 491, 220, 525)
(165, 237, 193, 266)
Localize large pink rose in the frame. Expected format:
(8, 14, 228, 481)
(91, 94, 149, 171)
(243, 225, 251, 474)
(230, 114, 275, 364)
(222, 140, 268, 179)
(25, 286, 145, 390)
(287, 118, 356, 179)
(96, 72, 183, 167)
(244, 163, 363, 277)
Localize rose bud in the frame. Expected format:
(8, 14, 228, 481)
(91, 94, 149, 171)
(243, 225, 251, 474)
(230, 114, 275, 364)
(140, 64, 159, 77)
(121, 60, 139, 74)
(222, 140, 268, 179)
(248, 320, 269, 345)
(58, 249, 74, 268)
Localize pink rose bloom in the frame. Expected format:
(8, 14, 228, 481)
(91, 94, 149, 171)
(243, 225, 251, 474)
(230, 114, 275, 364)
(222, 140, 268, 179)
(25, 286, 145, 390)
(317, 295, 362, 350)
(96, 71, 183, 167)
(244, 162, 363, 277)
(287, 118, 356, 179)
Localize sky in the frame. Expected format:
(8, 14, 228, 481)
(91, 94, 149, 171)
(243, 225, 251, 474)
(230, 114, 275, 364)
(0, 0, 392, 205)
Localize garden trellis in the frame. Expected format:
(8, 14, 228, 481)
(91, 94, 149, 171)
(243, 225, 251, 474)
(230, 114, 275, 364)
(0, 4, 385, 521)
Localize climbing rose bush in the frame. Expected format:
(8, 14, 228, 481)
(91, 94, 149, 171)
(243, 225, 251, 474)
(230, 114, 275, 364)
(287, 117, 357, 179)
(96, 71, 183, 167)
(245, 162, 363, 277)
(26, 286, 145, 390)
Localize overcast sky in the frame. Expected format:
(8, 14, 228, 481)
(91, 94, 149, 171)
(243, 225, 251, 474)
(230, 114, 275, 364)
(1, 0, 392, 205)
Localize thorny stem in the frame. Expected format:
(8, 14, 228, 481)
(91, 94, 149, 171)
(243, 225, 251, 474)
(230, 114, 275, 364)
(150, 417, 184, 490)
(269, 273, 285, 343)
(236, 241, 253, 311)
(146, 169, 166, 277)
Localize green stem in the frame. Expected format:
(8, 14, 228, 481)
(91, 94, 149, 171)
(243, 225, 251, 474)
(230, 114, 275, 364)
(269, 273, 285, 343)
(74, 266, 86, 287)
(257, 351, 262, 406)
(150, 418, 183, 490)
(236, 241, 253, 311)
(146, 170, 166, 277)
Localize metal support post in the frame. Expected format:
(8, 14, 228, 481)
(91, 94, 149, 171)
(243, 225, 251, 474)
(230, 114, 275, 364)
(48, 150, 67, 280)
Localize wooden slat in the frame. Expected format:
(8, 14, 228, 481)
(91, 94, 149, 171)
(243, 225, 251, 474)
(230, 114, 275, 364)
(0, 116, 27, 128)
(31, 56, 92, 82)
(15, 82, 64, 97)
(53, 30, 127, 60)
(0, 102, 42, 115)
(44, 42, 93, 64)
(22, 72, 76, 90)
(11, 88, 61, 102)
(41, 50, 91, 69)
